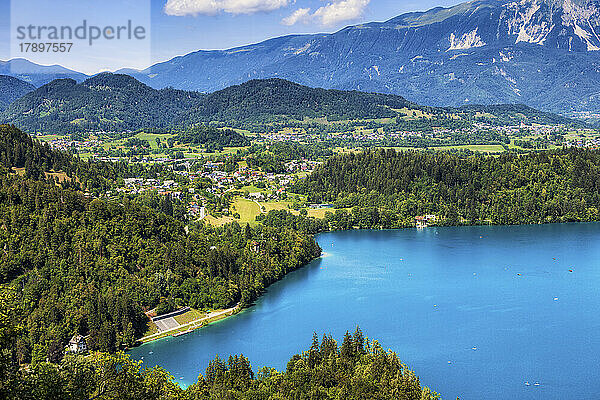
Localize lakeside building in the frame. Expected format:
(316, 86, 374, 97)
(415, 215, 437, 228)
(68, 334, 88, 353)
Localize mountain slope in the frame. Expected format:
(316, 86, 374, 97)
(121, 0, 600, 120)
(0, 58, 88, 87)
(0, 74, 583, 134)
(0, 73, 205, 133)
(1, 74, 582, 134)
(189, 78, 415, 122)
(0, 75, 35, 111)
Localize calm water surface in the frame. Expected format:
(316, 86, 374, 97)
(129, 224, 600, 399)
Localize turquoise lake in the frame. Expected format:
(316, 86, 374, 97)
(129, 224, 600, 399)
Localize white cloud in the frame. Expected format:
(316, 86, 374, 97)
(165, 0, 290, 16)
(313, 0, 370, 26)
(282, 0, 370, 26)
(282, 8, 311, 26)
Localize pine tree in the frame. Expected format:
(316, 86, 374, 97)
(308, 332, 320, 368)
(340, 331, 354, 361)
(353, 326, 365, 355)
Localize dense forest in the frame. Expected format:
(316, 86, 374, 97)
(291, 148, 600, 229)
(0, 76, 35, 111)
(0, 74, 205, 133)
(0, 321, 439, 400)
(187, 78, 414, 123)
(0, 126, 320, 360)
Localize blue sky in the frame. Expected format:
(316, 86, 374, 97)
(1, 0, 462, 73)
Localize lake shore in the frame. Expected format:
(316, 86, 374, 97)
(138, 304, 241, 345)
(128, 223, 600, 399)
(135, 249, 331, 347)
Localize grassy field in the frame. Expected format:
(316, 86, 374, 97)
(76, 152, 94, 161)
(306, 208, 333, 219)
(36, 134, 67, 142)
(204, 214, 235, 226)
(174, 309, 206, 325)
(71, 130, 249, 160)
(231, 198, 262, 224)
(134, 132, 175, 150)
(251, 200, 333, 219)
(145, 321, 159, 336)
(564, 132, 599, 142)
(506, 140, 562, 151)
(196, 146, 249, 157)
(260, 201, 291, 213)
(394, 107, 434, 120)
(204, 198, 332, 227)
(240, 185, 264, 193)
(140, 307, 239, 343)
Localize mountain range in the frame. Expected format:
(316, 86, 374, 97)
(0, 59, 87, 87)
(2, 0, 600, 122)
(0, 73, 581, 134)
(118, 0, 600, 121)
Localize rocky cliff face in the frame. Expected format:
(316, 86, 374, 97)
(396, 0, 600, 52)
(122, 0, 600, 120)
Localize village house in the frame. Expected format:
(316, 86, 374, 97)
(68, 334, 88, 353)
(248, 192, 266, 201)
(415, 215, 437, 228)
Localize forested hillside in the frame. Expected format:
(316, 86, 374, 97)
(1, 76, 418, 133)
(0, 125, 320, 360)
(293, 148, 600, 228)
(0, 76, 35, 111)
(0, 324, 439, 400)
(191, 78, 414, 122)
(0, 74, 205, 133)
(1, 74, 583, 135)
